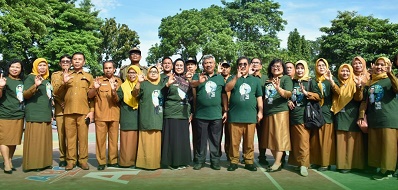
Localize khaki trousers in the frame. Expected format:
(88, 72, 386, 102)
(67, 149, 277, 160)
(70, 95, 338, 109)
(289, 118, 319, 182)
(55, 115, 67, 162)
(65, 114, 88, 165)
(95, 121, 119, 165)
(229, 123, 255, 165)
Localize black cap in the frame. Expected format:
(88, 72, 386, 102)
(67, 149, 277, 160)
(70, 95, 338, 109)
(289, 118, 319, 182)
(186, 56, 197, 65)
(128, 47, 141, 55)
(221, 60, 230, 67)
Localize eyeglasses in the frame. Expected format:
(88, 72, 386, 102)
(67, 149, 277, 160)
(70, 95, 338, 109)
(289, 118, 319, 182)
(271, 65, 282, 69)
(61, 60, 71, 63)
(238, 63, 248, 67)
(130, 52, 141, 56)
(149, 71, 158, 74)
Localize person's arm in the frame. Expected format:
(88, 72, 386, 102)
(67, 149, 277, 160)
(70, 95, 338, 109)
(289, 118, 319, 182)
(225, 75, 238, 92)
(221, 92, 228, 123)
(23, 75, 42, 99)
(256, 96, 263, 123)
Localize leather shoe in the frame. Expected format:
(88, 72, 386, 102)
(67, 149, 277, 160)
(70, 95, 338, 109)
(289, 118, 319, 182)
(65, 163, 75, 171)
(266, 164, 282, 172)
(258, 159, 269, 166)
(227, 164, 238, 171)
(244, 164, 257, 171)
(97, 165, 105, 170)
(59, 161, 67, 167)
(80, 163, 89, 170)
(11, 167, 17, 171)
(193, 163, 203, 170)
(210, 163, 221, 170)
(107, 163, 118, 168)
(317, 166, 328, 172)
(4, 169, 12, 174)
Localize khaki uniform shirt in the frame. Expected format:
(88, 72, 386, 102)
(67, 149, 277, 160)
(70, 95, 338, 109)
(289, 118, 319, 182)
(55, 70, 94, 115)
(51, 71, 65, 116)
(90, 76, 122, 121)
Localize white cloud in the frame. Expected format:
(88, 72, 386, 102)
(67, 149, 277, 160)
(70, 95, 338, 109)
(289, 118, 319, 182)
(91, 0, 121, 17)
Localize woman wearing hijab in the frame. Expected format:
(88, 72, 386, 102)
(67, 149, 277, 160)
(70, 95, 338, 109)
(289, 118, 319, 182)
(22, 58, 53, 172)
(287, 60, 321, 177)
(310, 58, 338, 171)
(117, 65, 141, 168)
(161, 58, 192, 170)
(327, 64, 364, 173)
(0, 60, 25, 174)
(134, 66, 166, 170)
(352, 56, 370, 87)
(262, 59, 293, 172)
(358, 57, 398, 180)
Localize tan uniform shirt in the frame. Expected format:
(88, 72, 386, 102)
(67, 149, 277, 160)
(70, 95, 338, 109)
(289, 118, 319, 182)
(55, 70, 94, 115)
(90, 76, 122, 121)
(52, 71, 65, 116)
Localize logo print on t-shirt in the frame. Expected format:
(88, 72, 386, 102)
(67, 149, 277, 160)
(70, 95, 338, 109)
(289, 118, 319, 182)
(152, 90, 163, 114)
(205, 81, 217, 99)
(265, 83, 277, 104)
(369, 84, 384, 110)
(46, 82, 53, 100)
(239, 83, 251, 101)
(291, 86, 304, 106)
(16, 84, 24, 103)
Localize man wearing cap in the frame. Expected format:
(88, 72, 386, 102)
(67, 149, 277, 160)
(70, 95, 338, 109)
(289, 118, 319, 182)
(250, 57, 269, 165)
(120, 47, 147, 81)
(88, 61, 122, 170)
(190, 54, 228, 170)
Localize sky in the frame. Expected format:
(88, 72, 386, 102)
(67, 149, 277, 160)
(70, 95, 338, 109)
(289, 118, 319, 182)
(90, 0, 398, 66)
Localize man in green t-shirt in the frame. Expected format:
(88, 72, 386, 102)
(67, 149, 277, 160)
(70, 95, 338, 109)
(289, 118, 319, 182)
(225, 57, 263, 172)
(190, 55, 228, 170)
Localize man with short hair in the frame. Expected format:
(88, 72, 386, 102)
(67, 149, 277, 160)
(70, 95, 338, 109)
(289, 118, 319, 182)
(56, 52, 94, 170)
(285, 62, 295, 79)
(119, 47, 147, 81)
(88, 61, 122, 170)
(51, 54, 72, 167)
(190, 55, 227, 170)
(225, 56, 263, 172)
(160, 57, 173, 81)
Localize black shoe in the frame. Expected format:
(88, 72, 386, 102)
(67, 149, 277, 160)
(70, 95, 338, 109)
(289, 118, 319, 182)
(97, 165, 105, 170)
(4, 169, 12, 174)
(266, 164, 282, 172)
(240, 159, 245, 164)
(11, 168, 17, 171)
(244, 164, 257, 171)
(107, 163, 118, 168)
(227, 164, 238, 171)
(317, 166, 328, 172)
(373, 171, 392, 180)
(258, 159, 269, 166)
(339, 169, 350, 174)
(210, 163, 221, 170)
(59, 161, 67, 167)
(193, 163, 203, 170)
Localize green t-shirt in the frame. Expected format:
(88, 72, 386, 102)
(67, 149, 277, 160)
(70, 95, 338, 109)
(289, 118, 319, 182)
(193, 73, 225, 120)
(0, 77, 24, 119)
(227, 75, 262, 123)
(364, 78, 398, 129)
(318, 77, 339, 124)
(163, 77, 191, 119)
(289, 79, 322, 125)
(335, 99, 361, 132)
(138, 81, 164, 130)
(117, 87, 138, 131)
(24, 74, 52, 122)
(264, 75, 293, 116)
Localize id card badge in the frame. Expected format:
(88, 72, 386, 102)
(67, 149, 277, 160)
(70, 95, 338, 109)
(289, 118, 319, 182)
(375, 102, 382, 110)
(268, 98, 273, 104)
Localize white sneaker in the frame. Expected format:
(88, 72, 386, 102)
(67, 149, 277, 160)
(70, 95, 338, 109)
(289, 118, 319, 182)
(300, 166, 308, 177)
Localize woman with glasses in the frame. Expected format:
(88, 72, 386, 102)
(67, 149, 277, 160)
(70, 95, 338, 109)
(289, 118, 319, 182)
(262, 59, 293, 172)
(0, 60, 25, 174)
(117, 65, 141, 168)
(310, 58, 339, 171)
(22, 58, 53, 172)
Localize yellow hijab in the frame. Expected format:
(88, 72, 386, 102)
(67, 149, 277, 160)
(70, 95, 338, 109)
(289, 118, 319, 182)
(293, 60, 310, 81)
(369, 57, 391, 86)
(31, 58, 49, 79)
(315, 58, 329, 106)
(351, 56, 370, 85)
(147, 66, 160, 85)
(121, 65, 141, 109)
(331, 64, 356, 114)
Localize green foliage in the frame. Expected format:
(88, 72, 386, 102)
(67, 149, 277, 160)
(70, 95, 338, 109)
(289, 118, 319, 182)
(319, 11, 398, 67)
(99, 18, 140, 68)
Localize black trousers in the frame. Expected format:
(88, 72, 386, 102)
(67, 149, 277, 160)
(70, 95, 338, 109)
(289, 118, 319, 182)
(195, 118, 222, 164)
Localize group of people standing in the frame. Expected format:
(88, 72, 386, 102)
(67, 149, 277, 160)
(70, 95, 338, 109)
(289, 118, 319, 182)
(1, 46, 397, 181)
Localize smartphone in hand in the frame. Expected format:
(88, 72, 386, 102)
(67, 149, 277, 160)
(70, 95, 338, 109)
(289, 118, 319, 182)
(85, 117, 90, 125)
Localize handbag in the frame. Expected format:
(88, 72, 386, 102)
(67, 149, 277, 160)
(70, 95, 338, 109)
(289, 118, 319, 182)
(304, 79, 325, 129)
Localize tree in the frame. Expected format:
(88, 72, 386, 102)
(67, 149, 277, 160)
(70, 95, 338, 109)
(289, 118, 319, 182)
(222, 0, 286, 59)
(319, 11, 398, 67)
(155, 5, 235, 63)
(99, 18, 140, 68)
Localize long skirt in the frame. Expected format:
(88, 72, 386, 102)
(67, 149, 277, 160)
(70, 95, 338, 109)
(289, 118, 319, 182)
(136, 130, 161, 170)
(336, 130, 365, 170)
(261, 111, 291, 151)
(22, 122, 53, 171)
(161, 118, 191, 167)
(288, 124, 310, 167)
(119, 130, 138, 167)
(368, 128, 398, 173)
(0, 119, 24, 145)
(310, 123, 336, 166)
